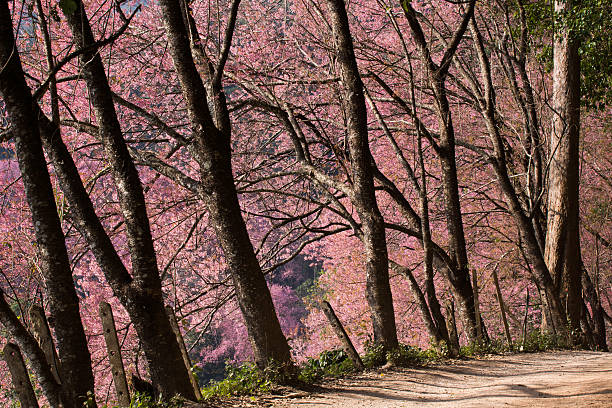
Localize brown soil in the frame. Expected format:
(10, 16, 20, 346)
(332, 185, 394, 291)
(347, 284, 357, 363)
(266, 351, 612, 408)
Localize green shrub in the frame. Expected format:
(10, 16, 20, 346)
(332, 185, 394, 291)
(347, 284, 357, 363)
(129, 392, 165, 408)
(201, 351, 357, 398)
(298, 349, 355, 383)
(201, 363, 272, 399)
(520, 330, 563, 352)
(98, 392, 184, 408)
(428, 338, 450, 358)
(362, 343, 386, 368)
(386, 344, 425, 366)
(455, 331, 572, 357)
(362, 342, 447, 368)
(459, 339, 508, 357)
(386, 343, 448, 367)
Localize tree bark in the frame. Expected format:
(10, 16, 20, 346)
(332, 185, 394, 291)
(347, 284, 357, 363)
(3, 343, 40, 408)
(58, 1, 197, 398)
(0, 292, 62, 407)
(464, 16, 568, 337)
(400, 0, 480, 343)
(157, 0, 293, 367)
(582, 269, 608, 350)
(411, 72, 451, 348)
(492, 269, 513, 348)
(0, 6, 95, 405)
(29, 305, 61, 385)
(165, 306, 204, 399)
(321, 301, 365, 370)
(326, 0, 398, 350)
(99, 302, 131, 406)
(472, 271, 482, 344)
(391, 261, 443, 344)
(444, 300, 461, 355)
(545, 0, 583, 334)
(522, 288, 530, 349)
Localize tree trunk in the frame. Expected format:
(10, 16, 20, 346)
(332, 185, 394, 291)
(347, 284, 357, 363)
(322, 301, 365, 370)
(492, 269, 513, 348)
(59, 1, 197, 398)
(99, 302, 131, 406)
(545, 0, 583, 335)
(400, 0, 480, 343)
(0, 7, 95, 406)
(522, 288, 530, 348)
(157, 0, 293, 367)
(444, 300, 461, 355)
(0, 292, 62, 407)
(580, 300, 596, 349)
(467, 17, 567, 338)
(3, 343, 40, 408)
(326, 0, 398, 350)
(472, 270, 482, 344)
(165, 306, 203, 399)
(374, 170, 471, 347)
(29, 306, 61, 385)
(203, 160, 294, 366)
(436, 87, 479, 344)
(413, 81, 450, 346)
(391, 262, 443, 344)
(582, 270, 608, 350)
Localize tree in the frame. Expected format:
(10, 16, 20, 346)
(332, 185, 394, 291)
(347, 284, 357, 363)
(421, 0, 571, 338)
(0, 3, 95, 405)
(321, 0, 399, 350)
(224, 0, 402, 350)
(38, 0, 197, 398)
(544, 0, 583, 336)
(2, 2, 611, 402)
(398, 0, 482, 343)
(155, 0, 294, 368)
(0, 290, 62, 407)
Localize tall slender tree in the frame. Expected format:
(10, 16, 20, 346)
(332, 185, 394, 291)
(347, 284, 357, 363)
(36, 0, 200, 398)
(544, 0, 583, 334)
(322, 0, 398, 350)
(156, 0, 294, 367)
(399, 0, 481, 342)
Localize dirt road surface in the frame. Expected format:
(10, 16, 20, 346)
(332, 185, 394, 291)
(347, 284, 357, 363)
(270, 351, 612, 408)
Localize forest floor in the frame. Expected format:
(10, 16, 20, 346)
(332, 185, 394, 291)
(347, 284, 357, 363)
(242, 350, 612, 408)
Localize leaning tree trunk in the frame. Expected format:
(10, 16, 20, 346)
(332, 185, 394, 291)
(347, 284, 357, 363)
(326, 0, 398, 350)
(392, 262, 443, 343)
(544, 0, 583, 335)
(38, 107, 196, 399)
(0, 7, 95, 406)
(157, 0, 293, 367)
(0, 291, 63, 407)
(466, 16, 568, 338)
(58, 1, 197, 398)
(198, 152, 294, 366)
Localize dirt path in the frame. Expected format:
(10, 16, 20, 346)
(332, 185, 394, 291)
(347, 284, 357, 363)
(270, 351, 612, 408)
